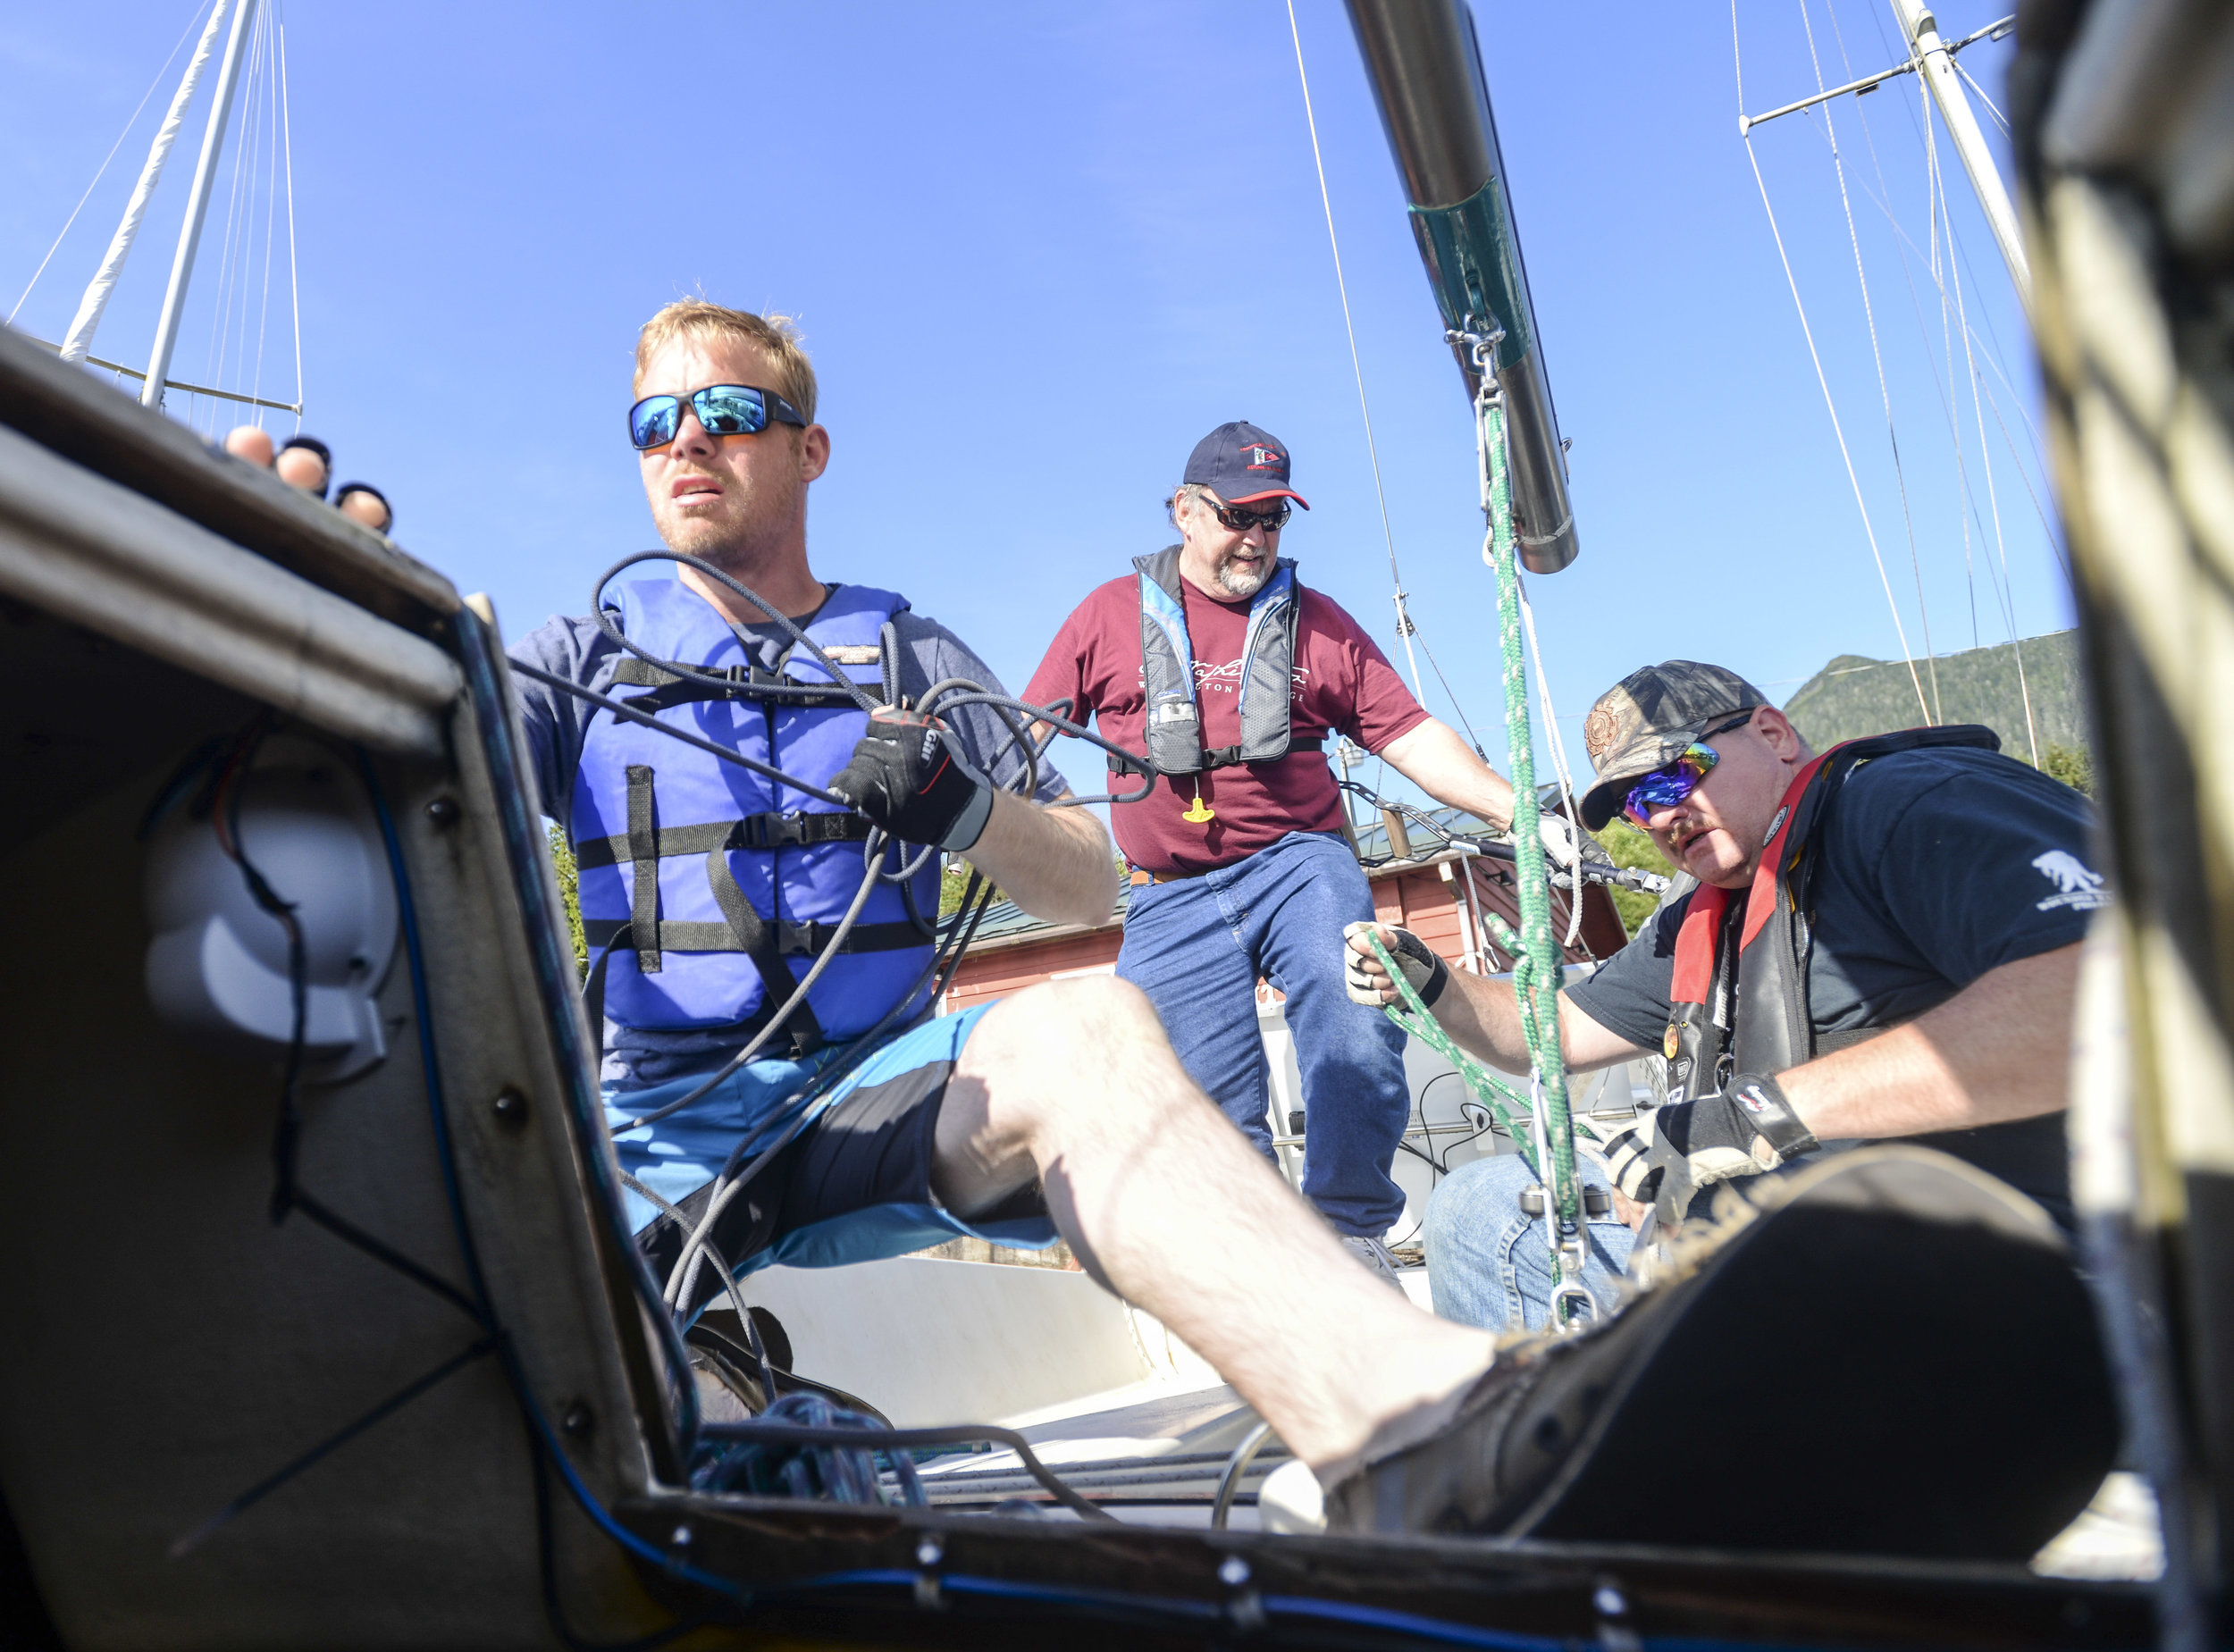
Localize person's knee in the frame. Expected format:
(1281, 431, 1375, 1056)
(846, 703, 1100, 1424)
(971, 977, 1163, 1075)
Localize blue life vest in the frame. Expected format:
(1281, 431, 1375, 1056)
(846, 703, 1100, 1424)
(569, 578, 938, 1054)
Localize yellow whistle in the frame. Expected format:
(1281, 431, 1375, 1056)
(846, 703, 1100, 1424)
(1182, 784, 1215, 824)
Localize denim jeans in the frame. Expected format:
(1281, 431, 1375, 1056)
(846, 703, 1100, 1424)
(1118, 830, 1408, 1238)
(1424, 1150, 1636, 1332)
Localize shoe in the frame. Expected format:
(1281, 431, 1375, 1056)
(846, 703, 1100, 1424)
(1341, 1233, 1407, 1289)
(1323, 1145, 2119, 1559)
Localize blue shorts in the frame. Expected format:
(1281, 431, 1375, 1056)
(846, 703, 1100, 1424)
(609, 1004, 1058, 1317)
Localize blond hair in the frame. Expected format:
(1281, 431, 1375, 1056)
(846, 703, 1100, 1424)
(632, 300, 819, 423)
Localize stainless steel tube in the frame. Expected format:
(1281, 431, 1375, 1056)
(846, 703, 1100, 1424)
(1347, 0, 1578, 573)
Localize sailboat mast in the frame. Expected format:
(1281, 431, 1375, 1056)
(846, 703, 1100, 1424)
(140, 0, 259, 410)
(1888, 0, 2032, 311)
(56, 0, 237, 367)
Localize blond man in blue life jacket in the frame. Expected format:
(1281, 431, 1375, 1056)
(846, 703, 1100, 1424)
(1345, 660, 2094, 1331)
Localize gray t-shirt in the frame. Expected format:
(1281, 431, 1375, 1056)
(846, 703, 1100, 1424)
(509, 586, 1067, 1087)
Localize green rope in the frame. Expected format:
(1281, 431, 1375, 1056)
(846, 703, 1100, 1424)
(1480, 390, 1582, 1237)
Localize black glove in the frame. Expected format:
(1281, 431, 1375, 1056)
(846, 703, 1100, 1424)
(1343, 922, 1449, 1008)
(828, 707, 995, 851)
(1600, 1072, 1819, 1220)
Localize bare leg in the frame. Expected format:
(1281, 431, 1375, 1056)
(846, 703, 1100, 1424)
(932, 977, 1497, 1474)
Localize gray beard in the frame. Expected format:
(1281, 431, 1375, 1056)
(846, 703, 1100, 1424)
(1215, 558, 1271, 599)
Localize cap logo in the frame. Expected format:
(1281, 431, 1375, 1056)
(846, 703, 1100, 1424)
(1583, 705, 1619, 763)
(1243, 444, 1284, 471)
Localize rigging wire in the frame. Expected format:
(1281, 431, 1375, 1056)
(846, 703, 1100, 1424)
(1734, 1, 1934, 726)
(1801, 0, 1940, 721)
(248, 0, 281, 415)
(1953, 57, 2011, 134)
(275, 2, 302, 427)
(5, 0, 209, 327)
(1514, 574, 1583, 946)
(196, 0, 262, 434)
(1932, 105, 2040, 762)
(1283, 0, 1429, 712)
(1852, 1, 2045, 478)
(1816, 4, 2066, 588)
(1919, 77, 1982, 654)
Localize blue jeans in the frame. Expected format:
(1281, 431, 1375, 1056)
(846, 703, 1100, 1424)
(1424, 1151, 1635, 1332)
(1118, 830, 1407, 1238)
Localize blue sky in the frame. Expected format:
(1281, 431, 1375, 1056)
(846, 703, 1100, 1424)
(4, 1, 2064, 807)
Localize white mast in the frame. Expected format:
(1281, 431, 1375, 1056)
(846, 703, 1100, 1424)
(140, 0, 259, 409)
(57, 0, 236, 366)
(1889, 0, 2032, 313)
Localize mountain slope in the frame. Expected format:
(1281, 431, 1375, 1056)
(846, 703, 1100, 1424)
(1782, 630, 2087, 759)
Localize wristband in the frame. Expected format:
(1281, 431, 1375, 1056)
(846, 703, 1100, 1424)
(1726, 1071, 1818, 1160)
(940, 782, 995, 852)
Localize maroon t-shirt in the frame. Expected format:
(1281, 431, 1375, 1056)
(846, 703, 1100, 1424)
(1025, 569, 1431, 873)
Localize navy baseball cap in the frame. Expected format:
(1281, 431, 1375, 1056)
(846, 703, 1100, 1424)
(1183, 421, 1311, 509)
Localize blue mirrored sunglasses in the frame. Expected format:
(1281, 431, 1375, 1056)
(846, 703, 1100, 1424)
(628, 383, 806, 450)
(1620, 710, 1759, 827)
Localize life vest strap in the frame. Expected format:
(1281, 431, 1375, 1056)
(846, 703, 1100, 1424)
(582, 917, 928, 956)
(1106, 736, 1324, 777)
(574, 809, 873, 870)
(609, 657, 862, 710)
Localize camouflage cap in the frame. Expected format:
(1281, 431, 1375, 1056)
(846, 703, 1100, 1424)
(1577, 661, 1773, 831)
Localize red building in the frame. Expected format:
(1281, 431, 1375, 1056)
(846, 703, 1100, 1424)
(942, 835, 1626, 1013)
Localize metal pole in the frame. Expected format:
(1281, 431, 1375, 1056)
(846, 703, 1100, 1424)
(140, 0, 257, 410)
(1889, 0, 2031, 311)
(58, 0, 234, 366)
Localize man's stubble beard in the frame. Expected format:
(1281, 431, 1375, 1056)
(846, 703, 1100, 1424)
(658, 486, 804, 582)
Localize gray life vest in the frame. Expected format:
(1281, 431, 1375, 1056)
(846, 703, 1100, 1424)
(1128, 544, 1315, 776)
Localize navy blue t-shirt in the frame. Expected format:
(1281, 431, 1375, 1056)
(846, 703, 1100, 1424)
(1566, 745, 2103, 1218)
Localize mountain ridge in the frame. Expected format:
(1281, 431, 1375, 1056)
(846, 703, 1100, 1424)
(1781, 629, 2086, 759)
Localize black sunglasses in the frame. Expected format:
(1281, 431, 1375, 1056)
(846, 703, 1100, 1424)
(1213, 500, 1291, 533)
(628, 383, 807, 450)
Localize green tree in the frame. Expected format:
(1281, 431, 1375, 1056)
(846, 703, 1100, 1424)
(2036, 741, 2095, 797)
(1593, 818, 1673, 939)
(548, 823, 587, 977)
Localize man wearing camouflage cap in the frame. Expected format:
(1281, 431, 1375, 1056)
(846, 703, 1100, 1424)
(1346, 660, 2099, 1330)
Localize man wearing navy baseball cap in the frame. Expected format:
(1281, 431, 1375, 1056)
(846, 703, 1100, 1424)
(1025, 421, 1577, 1282)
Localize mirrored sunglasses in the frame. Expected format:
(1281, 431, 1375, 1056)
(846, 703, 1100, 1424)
(628, 383, 807, 450)
(1619, 710, 1758, 827)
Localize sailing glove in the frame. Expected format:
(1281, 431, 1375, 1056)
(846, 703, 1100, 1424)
(1537, 814, 1581, 871)
(1600, 1073, 1819, 1221)
(829, 707, 995, 851)
(1343, 922, 1449, 1009)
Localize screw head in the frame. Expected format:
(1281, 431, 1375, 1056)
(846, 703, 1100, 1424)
(492, 1087, 527, 1125)
(424, 795, 462, 827)
(1594, 1585, 1627, 1617)
(1218, 1556, 1251, 1588)
(670, 1524, 692, 1547)
(915, 1536, 943, 1567)
(561, 1404, 593, 1439)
